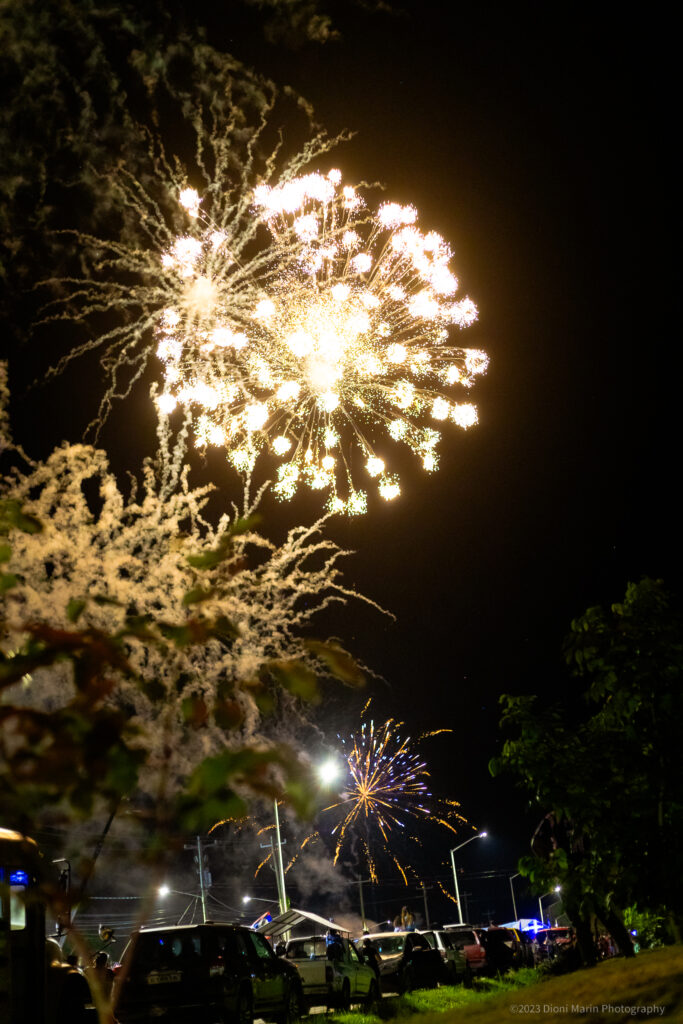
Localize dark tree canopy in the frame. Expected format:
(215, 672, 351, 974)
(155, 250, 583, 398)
(491, 579, 683, 954)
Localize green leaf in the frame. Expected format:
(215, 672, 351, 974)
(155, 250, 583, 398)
(0, 572, 18, 595)
(0, 500, 43, 536)
(66, 598, 87, 623)
(182, 585, 214, 606)
(305, 640, 365, 688)
(186, 542, 230, 570)
(212, 615, 240, 644)
(229, 514, 260, 536)
(92, 593, 123, 607)
(268, 660, 319, 702)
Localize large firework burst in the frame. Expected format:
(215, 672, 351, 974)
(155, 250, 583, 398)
(156, 170, 486, 513)
(303, 702, 468, 883)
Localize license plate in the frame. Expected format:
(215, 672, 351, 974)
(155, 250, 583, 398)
(147, 971, 182, 985)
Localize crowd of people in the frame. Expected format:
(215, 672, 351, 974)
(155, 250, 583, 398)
(46, 943, 115, 1023)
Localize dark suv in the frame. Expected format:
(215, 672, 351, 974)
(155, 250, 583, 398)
(113, 923, 303, 1024)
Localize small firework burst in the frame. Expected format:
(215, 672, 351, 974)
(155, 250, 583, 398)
(156, 170, 486, 514)
(307, 702, 468, 883)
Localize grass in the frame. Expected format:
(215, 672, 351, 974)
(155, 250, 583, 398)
(316, 947, 683, 1024)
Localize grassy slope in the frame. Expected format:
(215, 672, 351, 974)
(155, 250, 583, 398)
(417, 948, 683, 1023)
(330, 948, 683, 1024)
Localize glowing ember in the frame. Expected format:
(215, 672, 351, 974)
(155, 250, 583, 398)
(156, 170, 487, 514)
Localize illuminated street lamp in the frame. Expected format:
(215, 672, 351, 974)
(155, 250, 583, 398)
(242, 895, 279, 905)
(450, 832, 488, 925)
(538, 886, 561, 926)
(157, 886, 199, 899)
(317, 759, 342, 786)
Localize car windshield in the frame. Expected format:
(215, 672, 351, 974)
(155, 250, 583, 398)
(536, 929, 569, 944)
(286, 938, 327, 959)
(374, 936, 404, 955)
(448, 930, 475, 945)
(130, 931, 202, 972)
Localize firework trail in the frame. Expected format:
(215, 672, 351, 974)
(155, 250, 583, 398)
(308, 701, 468, 883)
(37, 67, 341, 436)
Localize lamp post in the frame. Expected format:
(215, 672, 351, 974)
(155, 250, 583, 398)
(509, 872, 521, 922)
(449, 832, 488, 925)
(538, 886, 561, 927)
(272, 801, 289, 915)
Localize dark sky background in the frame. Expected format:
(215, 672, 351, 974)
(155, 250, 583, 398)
(220, 2, 674, 921)
(7, 2, 675, 928)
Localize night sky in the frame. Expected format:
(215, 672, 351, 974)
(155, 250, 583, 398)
(231, 4, 674, 899)
(5, 2, 674, 926)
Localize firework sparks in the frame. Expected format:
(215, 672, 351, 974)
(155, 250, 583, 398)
(155, 170, 486, 514)
(309, 702, 467, 883)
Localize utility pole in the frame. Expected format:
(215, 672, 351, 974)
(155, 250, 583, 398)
(450, 848, 463, 924)
(420, 882, 432, 929)
(183, 836, 215, 922)
(357, 878, 372, 931)
(272, 800, 288, 915)
(51, 858, 71, 936)
(509, 873, 520, 923)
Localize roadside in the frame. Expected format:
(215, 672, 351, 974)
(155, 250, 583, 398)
(309, 947, 683, 1024)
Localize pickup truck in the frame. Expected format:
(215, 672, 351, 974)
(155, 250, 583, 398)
(280, 935, 378, 1010)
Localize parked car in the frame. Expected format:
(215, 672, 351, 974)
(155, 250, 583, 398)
(113, 923, 303, 1024)
(532, 927, 572, 963)
(418, 930, 470, 985)
(357, 931, 442, 993)
(442, 925, 488, 974)
(482, 927, 525, 972)
(279, 934, 378, 1010)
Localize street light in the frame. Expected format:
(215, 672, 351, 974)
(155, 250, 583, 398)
(317, 759, 342, 786)
(538, 886, 561, 927)
(509, 872, 521, 922)
(157, 886, 202, 900)
(242, 895, 279, 905)
(450, 832, 488, 925)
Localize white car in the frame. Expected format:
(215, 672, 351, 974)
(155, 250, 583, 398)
(280, 934, 378, 1010)
(418, 929, 470, 985)
(356, 932, 442, 993)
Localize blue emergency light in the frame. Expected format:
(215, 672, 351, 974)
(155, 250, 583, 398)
(9, 869, 30, 885)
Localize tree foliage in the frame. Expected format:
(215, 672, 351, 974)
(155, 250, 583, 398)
(491, 579, 683, 952)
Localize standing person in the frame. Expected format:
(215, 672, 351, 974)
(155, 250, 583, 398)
(360, 938, 382, 981)
(88, 951, 115, 1000)
(401, 907, 415, 931)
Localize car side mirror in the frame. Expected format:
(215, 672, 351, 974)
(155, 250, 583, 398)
(275, 943, 286, 957)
